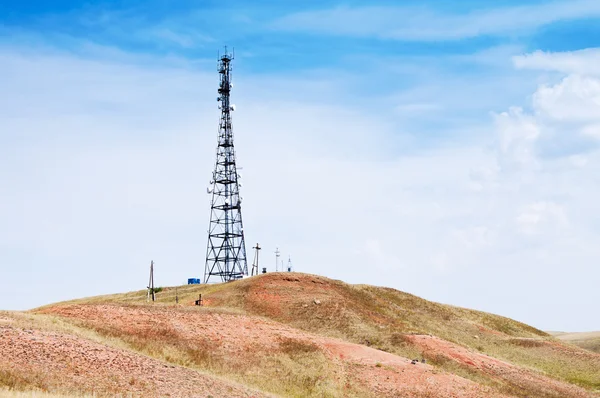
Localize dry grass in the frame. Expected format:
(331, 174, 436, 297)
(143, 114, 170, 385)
(0, 390, 97, 398)
(0, 311, 136, 397)
(0, 369, 50, 393)
(1, 311, 135, 353)
(577, 339, 600, 354)
(554, 332, 600, 354)
(1, 310, 267, 398)
(54, 313, 343, 398)
(0, 370, 107, 398)
(474, 335, 600, 391)
(26, 273, 600, 397)
(187, 274, 599, 395)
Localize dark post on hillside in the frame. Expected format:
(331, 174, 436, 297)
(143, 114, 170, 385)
(251, 243, 261, 276)
(147, 260, 155, 302)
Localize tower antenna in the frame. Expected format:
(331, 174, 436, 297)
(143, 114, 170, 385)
(287, 255, 293, 272)
(204, 47, 248, 283)
(251, 243, 261, 276)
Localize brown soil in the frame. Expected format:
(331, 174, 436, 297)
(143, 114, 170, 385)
(39, 304, 510, 398)
(407, 334, 594, 398)
(321, 340, 508, 398)
(0, 319, 268, 398)
(7, 273, 597, 397)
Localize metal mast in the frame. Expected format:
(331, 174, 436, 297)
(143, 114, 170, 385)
(251, 243, 261, 276)
(275, 248, 280, 272)
(204, 47, 248, 283)
(147, 260, 155, 302)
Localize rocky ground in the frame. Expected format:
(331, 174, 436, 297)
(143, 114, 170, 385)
(0, 313, 269, 397)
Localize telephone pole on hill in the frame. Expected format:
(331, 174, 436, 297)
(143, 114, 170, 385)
(204, 47, 248, 283)
(274, 248, 280, 272)
(147, 260, 155, 302)
(251, 244, 261, 276)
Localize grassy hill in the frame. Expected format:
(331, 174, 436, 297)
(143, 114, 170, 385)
(2, 273, 599, 397)
(553, 332, 600, 354)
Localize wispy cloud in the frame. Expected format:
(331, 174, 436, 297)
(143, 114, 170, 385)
(143, 27, 215, 49)
(271, 1, 600, 41)
(9, 4, 218, 51)
(514, 48, 600, 75)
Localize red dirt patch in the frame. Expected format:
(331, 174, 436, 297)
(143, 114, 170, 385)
(321, 340, 509, 398)
(0, 321, 268, 397)
(406, 334, 595, 398)
(40, 304, 510, 398)
(477, 325, 506, 337)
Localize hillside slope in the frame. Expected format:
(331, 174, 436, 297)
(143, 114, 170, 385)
(553, 332, 600, 354)
(0, 311, 268, 397)
(3, 273, 599, 397)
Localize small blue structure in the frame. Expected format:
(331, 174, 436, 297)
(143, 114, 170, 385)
(188, 278, 201, 285)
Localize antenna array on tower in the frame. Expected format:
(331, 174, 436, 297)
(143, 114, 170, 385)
(204, 47, 248, 283)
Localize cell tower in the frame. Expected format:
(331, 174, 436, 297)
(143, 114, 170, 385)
(204, 47, 248, 283)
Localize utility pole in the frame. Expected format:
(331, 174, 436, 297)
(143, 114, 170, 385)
(204, 47, 248, 283)
(275, 248, 280, 272)
(147, 260, 155, 302)
(251, 243, 261, 276)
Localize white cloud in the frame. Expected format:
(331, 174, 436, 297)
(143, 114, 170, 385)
(359, 239, 402, 272)
(494, 107, 541, 171)
(141, 28, 215, 49)
(533, 75, 600, 122)
(514, 48, 600, 76)
(568, 154, 589, 168)
(147, 28, 196, 48)
(271, 1, 600, 41)
(581, 124, 600, 139)
(496, 54, 600, 164)
(395, 102, 442, 114)
(516, 201, 569, 236)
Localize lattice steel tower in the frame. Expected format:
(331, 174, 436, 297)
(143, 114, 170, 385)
(204, 48, 248, 283)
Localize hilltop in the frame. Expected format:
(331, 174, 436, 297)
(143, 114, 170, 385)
(2, 273, 599, 397)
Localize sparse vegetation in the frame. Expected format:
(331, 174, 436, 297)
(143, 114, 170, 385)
(554, 332, 600, 354)
(59, 316, 344, 397)
(0, 390, 96, 398)
(4, 273, 599, 398)
(0, 368, 50, 392)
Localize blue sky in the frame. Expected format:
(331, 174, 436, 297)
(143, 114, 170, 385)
(1, 0, 600, 331)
